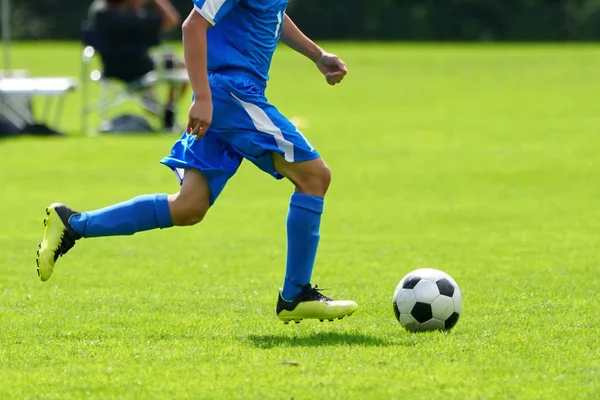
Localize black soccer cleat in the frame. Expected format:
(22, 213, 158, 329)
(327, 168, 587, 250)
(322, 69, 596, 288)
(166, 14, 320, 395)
(276, 284, 358, 324)
(36, 203, 82, 281)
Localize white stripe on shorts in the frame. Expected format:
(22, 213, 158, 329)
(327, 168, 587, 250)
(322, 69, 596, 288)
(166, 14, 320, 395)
(232, 93, 295, 162)
(174, 168, 184, 184)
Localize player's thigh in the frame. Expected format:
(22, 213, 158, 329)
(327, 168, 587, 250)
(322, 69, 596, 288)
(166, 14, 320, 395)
(168, 168, 211, 220)
(208, 73, 329, 195)
(162, 127, 243, 206)
(256, 102, 330, 195)
(224, 88, 327, 190)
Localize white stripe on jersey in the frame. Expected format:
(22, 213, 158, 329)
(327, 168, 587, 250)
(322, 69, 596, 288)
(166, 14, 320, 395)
(232, 93, 295, 162)
(193, 5, 215, 25)
(274, 11, 283, 38)
(195, 0, 227, 25)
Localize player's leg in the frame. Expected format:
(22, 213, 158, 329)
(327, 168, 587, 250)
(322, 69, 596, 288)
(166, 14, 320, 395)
(206, 74, 356, 322)
(167, 168, 210, 226)
(36, 168, 211, 282)
(36, 125, 241, 282)
(37, 73, 243, 282)
(272, 154, 358, 323)
(70, 170, 210, 236)
(273, 155, 330, 300)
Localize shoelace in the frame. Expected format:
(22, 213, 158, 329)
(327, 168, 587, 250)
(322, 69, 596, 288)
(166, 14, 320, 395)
(305, 285, 333, 302)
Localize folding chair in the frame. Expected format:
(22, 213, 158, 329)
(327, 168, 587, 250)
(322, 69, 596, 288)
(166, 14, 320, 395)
(80, 23, 165, 136)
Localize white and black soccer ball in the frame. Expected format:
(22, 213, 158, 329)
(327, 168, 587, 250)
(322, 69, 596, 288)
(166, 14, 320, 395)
(393, 268, 462, 332)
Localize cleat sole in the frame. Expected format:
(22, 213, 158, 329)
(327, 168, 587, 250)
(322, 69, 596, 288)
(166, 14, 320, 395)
(38, 208, 51, 277)
(280, 308, 358, 324)
(282, 319, 304, 325)
(281, 311, 356, 324)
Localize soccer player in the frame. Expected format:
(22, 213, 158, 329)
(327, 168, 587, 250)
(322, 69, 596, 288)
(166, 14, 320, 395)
(37, 0, 358, 323)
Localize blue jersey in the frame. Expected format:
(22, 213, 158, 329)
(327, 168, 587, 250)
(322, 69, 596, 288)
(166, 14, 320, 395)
(192, 0, 288, 84)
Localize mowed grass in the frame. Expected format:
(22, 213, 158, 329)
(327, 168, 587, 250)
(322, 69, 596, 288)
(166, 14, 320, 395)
(1, 42, 599, 399)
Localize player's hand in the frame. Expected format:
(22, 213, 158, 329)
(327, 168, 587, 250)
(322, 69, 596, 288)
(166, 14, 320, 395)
(186, 96, 212, 140)
(316, 53, 347, 86)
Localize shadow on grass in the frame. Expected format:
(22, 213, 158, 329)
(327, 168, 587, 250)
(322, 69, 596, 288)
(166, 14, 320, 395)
(246, 332, 394, 349)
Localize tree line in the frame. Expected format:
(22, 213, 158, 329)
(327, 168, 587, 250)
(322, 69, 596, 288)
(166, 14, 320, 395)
(6, 0, 600, 41)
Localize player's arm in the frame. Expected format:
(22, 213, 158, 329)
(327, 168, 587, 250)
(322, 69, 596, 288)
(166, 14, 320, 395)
(280, 14, 347, 86)
(152, 0, 182, 31)
(182, 10, 213, 138)
(279, 14, 323, 62)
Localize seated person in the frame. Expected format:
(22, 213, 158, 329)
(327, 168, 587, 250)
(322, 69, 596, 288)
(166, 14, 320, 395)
(87, 0, 186, 128)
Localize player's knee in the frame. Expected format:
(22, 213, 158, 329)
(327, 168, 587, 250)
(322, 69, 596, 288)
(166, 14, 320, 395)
(179, 206, 207, 226)
(296, 164, 332, 197)
(176, 203, 208, 226)
(319, 165, 332, 193)
(168, 193, 210, 226)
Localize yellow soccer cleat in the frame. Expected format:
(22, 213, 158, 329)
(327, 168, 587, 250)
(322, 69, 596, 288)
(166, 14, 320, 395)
(277, 284, 358, 324)
(36, 203, 81, 282)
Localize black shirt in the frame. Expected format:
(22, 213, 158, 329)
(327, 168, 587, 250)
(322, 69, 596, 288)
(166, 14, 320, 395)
(90, 8, 162, 83)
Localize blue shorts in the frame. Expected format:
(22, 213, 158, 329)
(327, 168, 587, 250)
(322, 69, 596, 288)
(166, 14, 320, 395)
(160, 73, 319, 204)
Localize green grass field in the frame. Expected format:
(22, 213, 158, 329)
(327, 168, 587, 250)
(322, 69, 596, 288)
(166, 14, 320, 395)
(1, 43, 599, 399)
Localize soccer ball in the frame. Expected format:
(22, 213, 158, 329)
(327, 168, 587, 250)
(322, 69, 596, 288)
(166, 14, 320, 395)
(393, 268, 462, 332)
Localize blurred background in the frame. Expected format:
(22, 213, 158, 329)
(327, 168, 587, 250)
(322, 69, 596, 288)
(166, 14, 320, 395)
(1, 0, 599, 138)
(8, 0, 600, 42)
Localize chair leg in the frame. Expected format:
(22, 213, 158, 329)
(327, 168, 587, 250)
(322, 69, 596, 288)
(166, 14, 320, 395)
(95, 95, 129, 114)
(99, 83, 107, 126)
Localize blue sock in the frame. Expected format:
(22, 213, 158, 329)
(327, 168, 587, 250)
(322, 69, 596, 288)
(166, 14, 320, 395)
(282, 193, 324, 301)
(69, 194, 173, 238)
